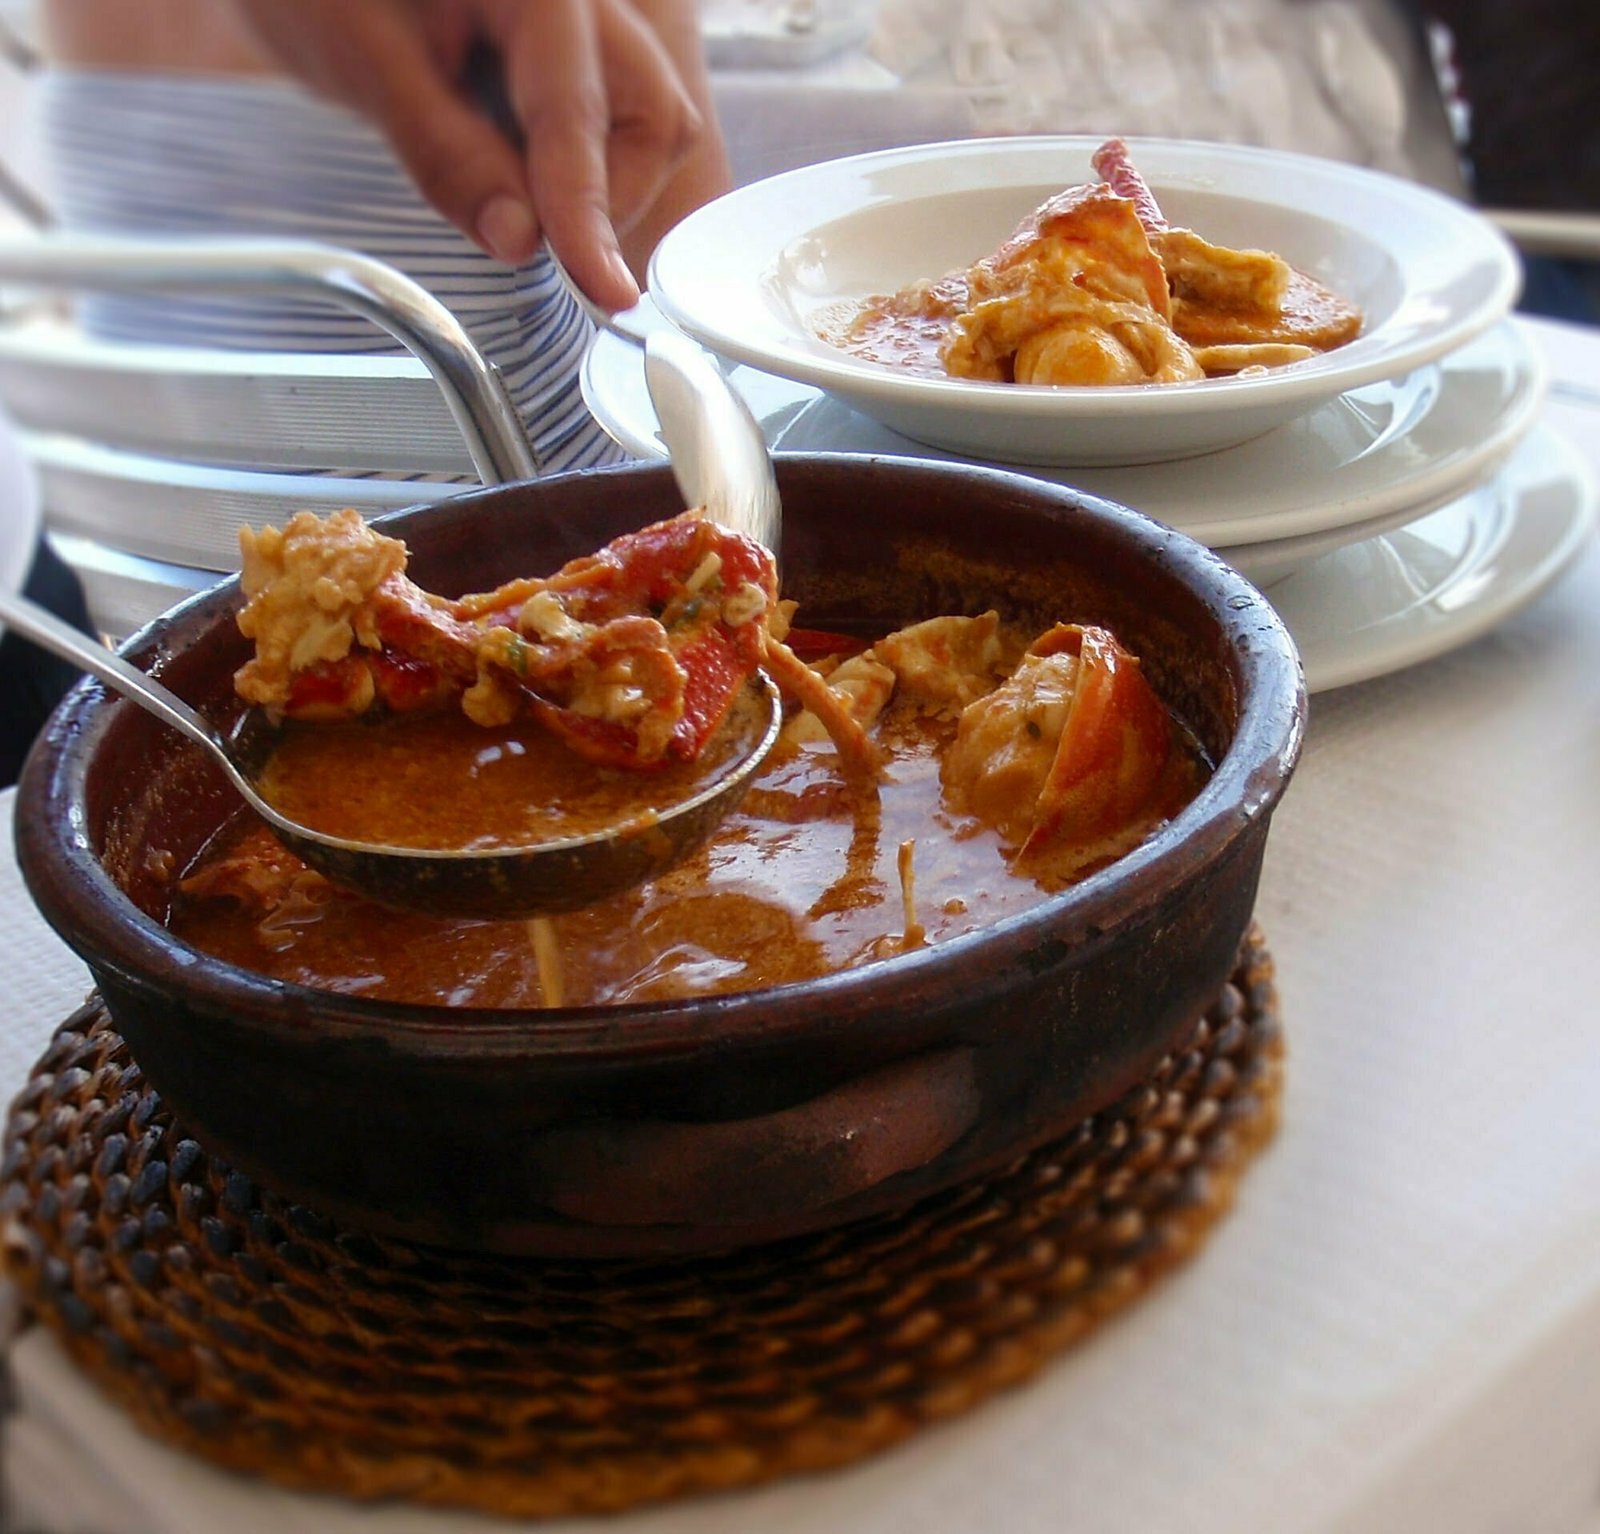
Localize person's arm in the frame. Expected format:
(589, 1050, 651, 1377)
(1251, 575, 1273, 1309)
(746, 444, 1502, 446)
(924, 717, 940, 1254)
(228, 0, 712, 309)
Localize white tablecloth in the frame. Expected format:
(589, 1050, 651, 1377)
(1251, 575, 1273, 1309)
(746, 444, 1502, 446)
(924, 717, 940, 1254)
(3, 318, 1600, 1534)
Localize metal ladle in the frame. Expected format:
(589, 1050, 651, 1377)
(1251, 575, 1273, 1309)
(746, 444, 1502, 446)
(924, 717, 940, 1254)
(0, 583, 781, 920)
(642, 326, 783, 560)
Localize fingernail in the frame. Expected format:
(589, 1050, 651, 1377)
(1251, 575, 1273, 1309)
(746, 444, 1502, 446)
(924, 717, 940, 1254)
(477, 195, 536, 265)
(607, 250, 640, 306)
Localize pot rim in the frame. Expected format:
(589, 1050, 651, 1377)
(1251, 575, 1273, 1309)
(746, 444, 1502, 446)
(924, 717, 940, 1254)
(16, 455, 1305, 1063)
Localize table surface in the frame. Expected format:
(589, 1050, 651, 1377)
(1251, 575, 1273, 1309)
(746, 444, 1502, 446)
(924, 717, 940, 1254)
(3, 316, 1600, 1534)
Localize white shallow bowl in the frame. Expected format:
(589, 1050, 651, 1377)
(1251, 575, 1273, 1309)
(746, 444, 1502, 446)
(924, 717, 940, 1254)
(649, 135, 1522, 467)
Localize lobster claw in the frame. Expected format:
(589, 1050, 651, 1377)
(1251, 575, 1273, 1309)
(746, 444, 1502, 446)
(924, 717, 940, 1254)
(239, 508, 779, 771)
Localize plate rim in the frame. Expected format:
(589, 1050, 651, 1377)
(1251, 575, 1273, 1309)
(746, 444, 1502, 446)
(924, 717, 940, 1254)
(1283, 424, 1598, 693)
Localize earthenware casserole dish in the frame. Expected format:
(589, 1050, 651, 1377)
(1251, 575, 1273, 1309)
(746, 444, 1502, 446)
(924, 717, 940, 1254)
(16, 455, 1304, 1258)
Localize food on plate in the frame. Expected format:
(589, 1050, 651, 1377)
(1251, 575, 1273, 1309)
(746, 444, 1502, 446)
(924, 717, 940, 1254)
(168, 509, 1209, 1006)
(823, 137, 1362, 388)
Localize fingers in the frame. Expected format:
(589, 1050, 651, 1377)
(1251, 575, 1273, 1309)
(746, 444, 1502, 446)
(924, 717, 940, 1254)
(496, 0, 699, 309)
(593, 0, 702, 235)
(232, 0, 704, 312)
(338, 14, 547, 267)
(493, 0, 635, 309)
(497, 0, 628, 304)
(232, 0, 541, 267)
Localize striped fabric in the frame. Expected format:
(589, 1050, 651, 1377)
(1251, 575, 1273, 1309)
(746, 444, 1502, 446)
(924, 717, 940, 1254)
(38, 70, 625, 476)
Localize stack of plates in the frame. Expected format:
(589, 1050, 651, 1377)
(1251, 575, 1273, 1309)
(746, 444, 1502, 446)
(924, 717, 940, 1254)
(584, 137, 1598, 692)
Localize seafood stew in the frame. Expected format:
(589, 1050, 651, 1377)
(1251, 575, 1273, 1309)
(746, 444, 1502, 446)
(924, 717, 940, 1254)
(16, 460, 1303, 1256)
(173, 616, 1208, 1009)
(167, 507, 1211, 1007)
(823, 137, 1362, 388)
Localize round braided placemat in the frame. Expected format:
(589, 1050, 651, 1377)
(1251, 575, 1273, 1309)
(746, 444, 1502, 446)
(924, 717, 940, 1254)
(1, 927, 1282, 1520)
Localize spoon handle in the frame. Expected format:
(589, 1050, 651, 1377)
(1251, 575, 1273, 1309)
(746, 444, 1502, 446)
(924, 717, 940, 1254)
(0, 586, 226, 761)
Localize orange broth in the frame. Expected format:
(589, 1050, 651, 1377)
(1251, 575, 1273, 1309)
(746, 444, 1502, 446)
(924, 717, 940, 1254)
(253, 694, 759, 851)
(170, 694, 1208, 1009)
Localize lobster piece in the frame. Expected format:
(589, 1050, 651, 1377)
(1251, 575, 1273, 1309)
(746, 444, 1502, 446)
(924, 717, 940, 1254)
(1090, 136, 1169, 235)
(1092, 136, 1361, 359)
(1015, 624, 1172, 859)
(234, 508, 779, 770)
(941, 622, 1173, 864)
(941, 180, 1198, 386)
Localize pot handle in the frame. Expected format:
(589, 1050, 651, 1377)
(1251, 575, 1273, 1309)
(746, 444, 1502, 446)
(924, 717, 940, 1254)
(0, 234, 537, 485)
(523, 1047, 984, 1231)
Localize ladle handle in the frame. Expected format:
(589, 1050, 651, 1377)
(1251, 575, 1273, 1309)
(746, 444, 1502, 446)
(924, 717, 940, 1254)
(0, 585, 225, 763)
(545, 247, 658, 349)
(0, 235, 537, 485)
(643, 327, 783, 556)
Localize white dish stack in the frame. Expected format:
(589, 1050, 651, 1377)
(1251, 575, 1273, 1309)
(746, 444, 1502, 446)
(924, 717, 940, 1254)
(578, 303, 1595, 693)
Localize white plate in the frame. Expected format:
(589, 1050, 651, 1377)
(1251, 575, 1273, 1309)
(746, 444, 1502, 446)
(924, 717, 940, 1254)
(647, 136, 1522, 466)
(582, 310, 1546, 550)
(1220, 496, 1439, 587)
(1275, 424, 1597, 693)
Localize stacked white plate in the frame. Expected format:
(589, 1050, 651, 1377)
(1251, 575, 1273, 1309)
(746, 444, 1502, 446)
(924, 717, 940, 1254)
(583, 136, 1598, 693)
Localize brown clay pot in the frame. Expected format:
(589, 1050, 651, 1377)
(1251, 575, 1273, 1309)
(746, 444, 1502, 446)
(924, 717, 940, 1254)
(15, 456, 1304, 1258)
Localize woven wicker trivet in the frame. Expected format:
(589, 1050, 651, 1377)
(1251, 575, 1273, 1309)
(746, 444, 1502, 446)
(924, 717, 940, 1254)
(1, 927, 1281, 1520)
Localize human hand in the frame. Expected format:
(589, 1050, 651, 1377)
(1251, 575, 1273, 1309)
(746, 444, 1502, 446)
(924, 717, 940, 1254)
(229, 0, 703, 309)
